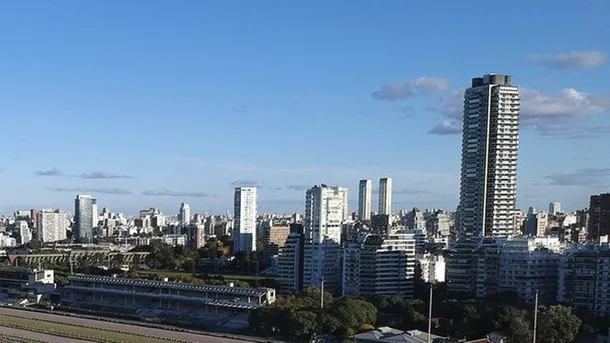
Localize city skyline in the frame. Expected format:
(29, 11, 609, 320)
(1, 2, 609, 214)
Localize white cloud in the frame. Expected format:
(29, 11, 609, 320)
(525, 51, 607, 69)
(428, 86, 610, 137)
(521, 88, 604, 118)
(142, 189, 213, 197)
(373, 77, 449, 100)
(429, 120, 461, 135)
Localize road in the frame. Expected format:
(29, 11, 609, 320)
(0, 307, 250, 343)
(0, 325, 93, 343)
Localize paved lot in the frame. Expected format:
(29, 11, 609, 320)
(0, 307, 249, 343)
(0, 325, 93, 343)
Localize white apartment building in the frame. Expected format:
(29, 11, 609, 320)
(419, 254, 446, 283)
(17, 220, 31, 245)
(457, 74, 520, 237)
(38, 209, 69, 243)
(179, 203, 191, 227)
(498, 237, 563, 304)
(303, 185, 348, 293)
(447, 236, 564, 304)
(358, 179, 372, 221)
(0, 234, 16, 247)
(233, 187, 257, 253)
(378, 178, 393, 215)
(342, 232, 416, 297)
(559, 244, 610, 317)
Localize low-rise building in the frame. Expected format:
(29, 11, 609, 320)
(61, 274, 275, 330)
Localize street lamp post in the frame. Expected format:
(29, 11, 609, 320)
(427, 285, 433, 343)
(533, 290, 539, 343)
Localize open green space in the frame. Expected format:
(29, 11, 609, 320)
(0, 315, 178, 343)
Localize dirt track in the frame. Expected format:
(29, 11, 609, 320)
(0, 325, 93, 343)
(0, 307, 250, 343)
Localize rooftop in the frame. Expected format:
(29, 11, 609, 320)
(68, 274, 272, 297)
(354, 326, 445, 343)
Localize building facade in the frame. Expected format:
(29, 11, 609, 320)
(358, 179, 372, 221)
(457, 74, 520, 237)
(74, 195, 97, 240)
(303, 185, 348, 293)
(549, 202, 562, 215)
(378, 178, 393, 215)
(277, 223, 305, 295)
(343, 232, 417, 297)
(588, 193, 610, 241)
(233, 187, 258, 253)
(179, 203, 191, 227)
(38, 209, 69, 242)
(559, 244, 610, 317)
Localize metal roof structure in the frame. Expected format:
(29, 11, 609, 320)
(67, 274, 272, 297)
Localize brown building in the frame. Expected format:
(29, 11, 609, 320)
(262, 225, 290, 265)
(588, 193, 610, 241)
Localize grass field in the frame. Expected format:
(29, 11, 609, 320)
(0, 315, 177, 343)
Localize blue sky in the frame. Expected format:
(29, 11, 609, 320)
(1, 1, 609, 215)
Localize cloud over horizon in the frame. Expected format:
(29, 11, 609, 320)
(230, 180, 262, 188)
(35, 168, 65, 177)
(543, 168, 610, 186)
(46, 187, 133, 195)
(373, 77, 449, 101)
(35, 169, 134, 179)
(525, 51, 607, 69)
(142, 189, 214, 197)
(79, 172, 134, 179)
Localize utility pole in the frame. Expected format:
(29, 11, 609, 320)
(427, 285, 433, 343)
(320, 279, 325, 309)
(533, 290, 539, 343)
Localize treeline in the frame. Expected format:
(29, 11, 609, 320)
(249, 288, 598, 342)
(124, 271, 279, 290)
(249, 288, 377, 338)
(131, 239, 262, 274)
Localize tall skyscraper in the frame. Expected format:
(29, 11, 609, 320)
(233, 187, 258, 253)
(358, 179, 372, 220)
(179, 203, 191, 226)
(549, 202, 561, 215)
(457, 74, 520, 237)
(74, 195, 97, 240)
(378, 177, 393, 215)
(303, 184, 348, 293)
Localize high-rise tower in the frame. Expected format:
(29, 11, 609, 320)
(378, 177, 393, 215)
(457, 74, 520, 237)
(179, 203, 191, 226)
(303, 184, 348, 293)
(233, 187, 258, 253)
(74, 195, 97, 240)
(358, 179, 372, 220)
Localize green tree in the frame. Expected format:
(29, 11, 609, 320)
(494, 306, 533, 342)
(329, 298, 377, 335)
(537, 305, 581, 343)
